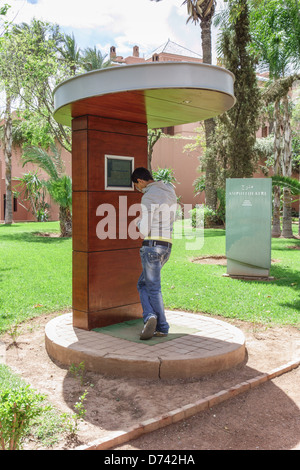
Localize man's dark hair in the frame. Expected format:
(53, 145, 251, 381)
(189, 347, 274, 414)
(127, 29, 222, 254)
(131, 167, 153, 183)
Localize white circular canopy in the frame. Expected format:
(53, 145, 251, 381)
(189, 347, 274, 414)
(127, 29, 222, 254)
(53, 62, 235, 128)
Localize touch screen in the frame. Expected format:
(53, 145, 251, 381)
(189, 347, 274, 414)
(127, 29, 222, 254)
(105, 155, 134, 190)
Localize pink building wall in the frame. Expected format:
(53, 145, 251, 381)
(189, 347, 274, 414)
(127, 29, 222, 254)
(151, 123, 205, 206)
(0, 144, 71, 222)
(152, 123, 299, 211)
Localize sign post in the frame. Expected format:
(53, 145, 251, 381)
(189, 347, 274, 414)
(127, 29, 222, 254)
(226, 178, 272, 279)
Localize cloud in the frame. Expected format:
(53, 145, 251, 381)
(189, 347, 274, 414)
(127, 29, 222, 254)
(8, 0, 173, 29)
(6, 0, 219, 61)
(6, 0, 183, 56)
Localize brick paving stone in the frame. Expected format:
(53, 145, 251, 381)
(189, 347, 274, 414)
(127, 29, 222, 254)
(45, 310, 246, 379)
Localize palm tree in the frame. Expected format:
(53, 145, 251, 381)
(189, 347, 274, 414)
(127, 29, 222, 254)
(81, 46, 111, 71)
(46, 175, 72, 237)
(58, 33, 82, 76)
(271, 175, 300, 237)
(14, 171, 50, 222)
(151, 0, 217, 209)
(183, 0, 216, 64)
(255, 46, 293, 238)
(271, 175, 300, 196)
(151, 0, 216, 60)
(22, 144, 72, 237)
(250, 0, 300, 238)
(183, 1, 217, 210)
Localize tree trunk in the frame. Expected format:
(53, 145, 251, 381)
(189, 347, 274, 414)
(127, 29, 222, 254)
(204, 119, 217, 210)
(201, 18, 217, 210)
(147, 129, 162, 172)
(282, 187, 293, 237)
(4, 92, 13, 225)
(272, 99, 282, 237)
(201, 17, 212, 64)
(281, 94, 293, 238)
(59, 206, 72, 237)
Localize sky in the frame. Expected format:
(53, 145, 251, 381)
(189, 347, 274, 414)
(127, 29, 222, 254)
(4, 0, 225, 63)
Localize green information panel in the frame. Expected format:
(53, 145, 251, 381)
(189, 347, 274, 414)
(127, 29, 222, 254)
(226, 178, 272, 278)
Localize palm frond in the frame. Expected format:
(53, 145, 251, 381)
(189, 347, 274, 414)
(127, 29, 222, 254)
(22, 144, 64, 180)
(46, 175, 72, 209)
(271, 175, 300, 195)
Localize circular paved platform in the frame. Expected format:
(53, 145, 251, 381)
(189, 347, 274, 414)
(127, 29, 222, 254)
(45, 311, 246, 380)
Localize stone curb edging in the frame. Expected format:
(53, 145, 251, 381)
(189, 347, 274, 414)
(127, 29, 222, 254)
(45, 312, 246, 380)
(75, 358, 300, 451)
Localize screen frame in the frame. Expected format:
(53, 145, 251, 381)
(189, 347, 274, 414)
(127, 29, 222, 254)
(104, 155, 134, 191)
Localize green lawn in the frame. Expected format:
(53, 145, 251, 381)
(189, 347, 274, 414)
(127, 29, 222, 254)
(163, 221, 300, 326)
(0, 220, 299, 333)
(0, 222, 72, 332)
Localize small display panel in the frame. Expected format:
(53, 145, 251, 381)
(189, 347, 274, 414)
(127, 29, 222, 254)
(105, 155, 134, 190)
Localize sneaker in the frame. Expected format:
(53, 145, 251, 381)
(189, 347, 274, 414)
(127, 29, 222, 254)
(140, 316, 157, 340)
(153, 331, 168, 337)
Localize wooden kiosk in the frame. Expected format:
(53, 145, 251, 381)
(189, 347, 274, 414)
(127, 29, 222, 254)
(53, 62, 235, 331)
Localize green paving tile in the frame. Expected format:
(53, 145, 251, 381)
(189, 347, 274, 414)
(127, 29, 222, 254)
(93, 318, 199, 345)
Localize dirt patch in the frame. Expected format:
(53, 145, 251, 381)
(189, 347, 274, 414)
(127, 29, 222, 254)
(33, 232, 61, 238)
(192, 255, 227, 265)
(1, 312, 300, 450)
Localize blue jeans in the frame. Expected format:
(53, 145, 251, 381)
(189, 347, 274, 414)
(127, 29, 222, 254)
(137, 244, 171, 334)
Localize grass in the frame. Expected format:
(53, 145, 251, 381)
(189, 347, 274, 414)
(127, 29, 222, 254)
(0, 222, 72, 333)
(163, 221, 300, 326)
(0, 220, 299, 334)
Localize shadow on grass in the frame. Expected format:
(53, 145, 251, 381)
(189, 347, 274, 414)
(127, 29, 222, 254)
(231, 263, 300, 287)
(280, 299, 300, 311)
(272, 243, 300, 252)
(0, 231, 71, 244)
(0, 224, 23, 228)
(230, 263, 300, 313)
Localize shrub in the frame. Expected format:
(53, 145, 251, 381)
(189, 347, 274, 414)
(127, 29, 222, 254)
(189, 205, 219, 228)
(0, 385, 49, 450)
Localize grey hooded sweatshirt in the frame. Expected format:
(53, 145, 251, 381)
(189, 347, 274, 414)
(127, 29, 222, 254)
(137, 181, 177, 242)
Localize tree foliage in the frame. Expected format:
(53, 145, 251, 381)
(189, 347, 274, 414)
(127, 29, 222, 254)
(0, 18, 110, 228)
(0, 20, 111, 152)
(22, 144, 72, 236)
(248, 0, 300, 237)
(213, 0, 261, 181)
(14, 171, 50, 222)
(81, 46, 111, 71)
(249, 0, 300, 77)
(1, 20, 72, 151)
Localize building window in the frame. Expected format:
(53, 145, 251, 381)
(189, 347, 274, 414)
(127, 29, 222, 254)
(3, 195, 18, 216)
(162, 127, 174, 136)
(152, 54, 159, 62)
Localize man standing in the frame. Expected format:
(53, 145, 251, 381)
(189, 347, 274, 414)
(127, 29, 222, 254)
(131, 167, 177, 340)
